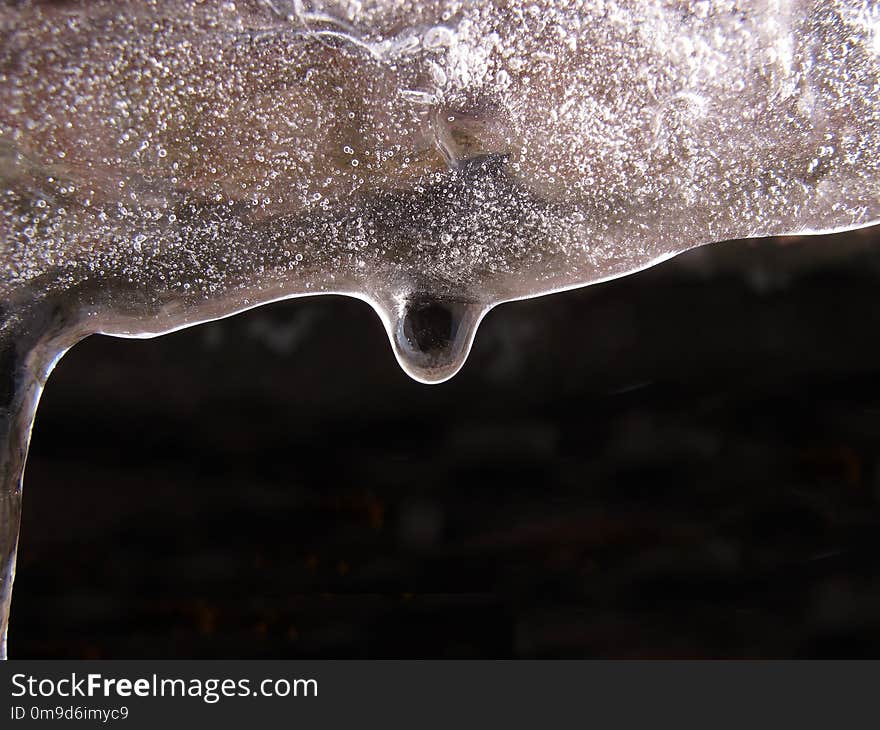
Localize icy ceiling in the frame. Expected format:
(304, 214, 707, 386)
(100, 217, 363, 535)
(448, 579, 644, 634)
(1, 0, 879, 380)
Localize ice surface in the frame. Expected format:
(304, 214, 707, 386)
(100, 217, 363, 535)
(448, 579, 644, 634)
(0, 0, 879, 654)
(2, 0, 879, 380)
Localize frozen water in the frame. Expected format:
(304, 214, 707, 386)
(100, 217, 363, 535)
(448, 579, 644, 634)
(0, 0, 879, 655)
(3, 0, 880, 381)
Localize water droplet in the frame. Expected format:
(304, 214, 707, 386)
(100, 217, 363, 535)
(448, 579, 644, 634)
(380, 294, 487, 384)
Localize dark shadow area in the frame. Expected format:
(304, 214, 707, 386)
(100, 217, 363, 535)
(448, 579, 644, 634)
(12, 227, 880, 658)
(402, 298, 457, 354)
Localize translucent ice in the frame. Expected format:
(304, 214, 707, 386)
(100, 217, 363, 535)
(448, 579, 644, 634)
(1, 0, 879, 655)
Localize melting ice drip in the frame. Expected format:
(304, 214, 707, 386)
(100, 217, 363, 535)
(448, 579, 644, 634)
(0, 0, 879, 657)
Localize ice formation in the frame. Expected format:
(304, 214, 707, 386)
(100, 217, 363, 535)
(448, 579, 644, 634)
(0, 0, 878, 655)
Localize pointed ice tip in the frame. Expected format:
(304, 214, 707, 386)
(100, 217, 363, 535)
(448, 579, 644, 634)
(387, 296, 486, 384)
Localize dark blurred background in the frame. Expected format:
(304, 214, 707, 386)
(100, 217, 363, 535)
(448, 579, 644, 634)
(11, 228, 880, 658)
